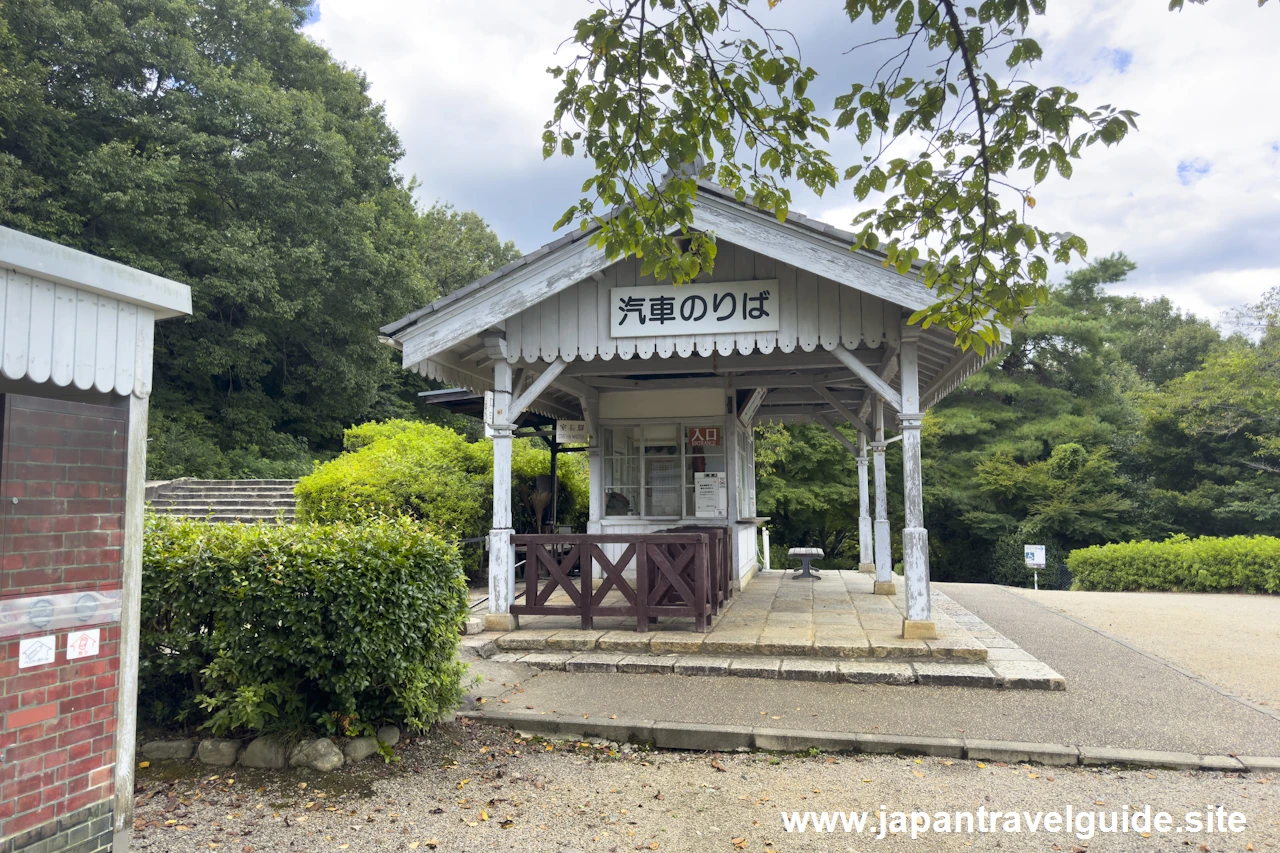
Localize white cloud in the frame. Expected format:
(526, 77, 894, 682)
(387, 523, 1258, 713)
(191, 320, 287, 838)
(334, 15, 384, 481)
(306, 1, 1280, 324)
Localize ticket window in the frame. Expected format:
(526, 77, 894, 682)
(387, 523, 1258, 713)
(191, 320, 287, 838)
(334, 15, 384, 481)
(602, 423, 726, 519)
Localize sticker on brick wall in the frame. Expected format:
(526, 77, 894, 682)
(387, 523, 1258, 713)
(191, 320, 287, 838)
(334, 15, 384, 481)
(18, 635, 56, 668)
(66, 628, 101, 660)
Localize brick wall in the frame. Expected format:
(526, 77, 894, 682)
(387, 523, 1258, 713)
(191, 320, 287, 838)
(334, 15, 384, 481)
(1, 395, 127, 852)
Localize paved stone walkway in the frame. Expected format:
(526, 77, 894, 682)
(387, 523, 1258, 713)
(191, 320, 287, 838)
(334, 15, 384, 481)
(458, 584, 1280, 757)
(470, 572, 1065, 689)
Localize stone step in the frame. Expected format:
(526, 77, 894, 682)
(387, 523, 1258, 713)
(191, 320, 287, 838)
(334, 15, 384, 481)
(195, 515, 295, 524)
(150, 498, 297, 509)
(151, 506, 296, 519)
(177, 479, 298, 487)
(161, 489, 295, 494)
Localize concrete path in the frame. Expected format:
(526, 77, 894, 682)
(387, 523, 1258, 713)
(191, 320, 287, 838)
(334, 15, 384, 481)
(1007, 586, 1280, 708)
(468, 583, 1280, 757)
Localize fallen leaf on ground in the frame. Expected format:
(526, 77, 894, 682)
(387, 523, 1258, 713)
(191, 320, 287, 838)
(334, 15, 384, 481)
(710, 759, 727, 772)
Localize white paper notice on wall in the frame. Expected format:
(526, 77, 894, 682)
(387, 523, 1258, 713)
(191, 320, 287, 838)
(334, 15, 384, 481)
(18, 635, 56, 668)
(66, 628, 101, 660)
(695, 471, 727, 518)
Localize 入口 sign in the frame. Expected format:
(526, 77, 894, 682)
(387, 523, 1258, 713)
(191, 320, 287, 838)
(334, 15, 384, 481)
(688, 427, 721, 447)
(610, 280, 780, 338)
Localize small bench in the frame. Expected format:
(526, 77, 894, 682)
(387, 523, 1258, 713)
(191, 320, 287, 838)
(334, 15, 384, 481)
(787, 547, 824, 580)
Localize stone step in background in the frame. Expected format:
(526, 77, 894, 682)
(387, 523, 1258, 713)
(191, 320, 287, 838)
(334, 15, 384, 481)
(145, 478, 299, 524)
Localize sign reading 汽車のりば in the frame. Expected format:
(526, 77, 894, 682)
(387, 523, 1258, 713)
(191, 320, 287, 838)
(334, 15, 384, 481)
(610, 280, 779, 338)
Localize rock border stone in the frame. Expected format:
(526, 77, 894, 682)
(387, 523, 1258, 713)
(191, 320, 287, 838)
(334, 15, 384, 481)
(141, 727, 405, 775)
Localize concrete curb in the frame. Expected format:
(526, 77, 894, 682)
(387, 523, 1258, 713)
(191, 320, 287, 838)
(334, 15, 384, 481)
(459, 709, 1280, 774)
(996, 586, 1280, 724)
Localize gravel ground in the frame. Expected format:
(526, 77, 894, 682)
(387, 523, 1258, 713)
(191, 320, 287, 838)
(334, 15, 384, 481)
(1006, 588, 1280, 709)
(131, 722, 1278, 853)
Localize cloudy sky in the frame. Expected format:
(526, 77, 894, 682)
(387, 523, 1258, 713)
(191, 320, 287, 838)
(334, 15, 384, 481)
(304, 1, 1279, 325)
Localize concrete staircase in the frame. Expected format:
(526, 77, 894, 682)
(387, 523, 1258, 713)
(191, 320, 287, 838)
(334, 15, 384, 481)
(145, 479, 299, 524)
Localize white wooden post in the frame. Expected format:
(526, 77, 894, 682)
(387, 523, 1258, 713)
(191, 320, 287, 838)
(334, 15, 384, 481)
(761, 527, 771, 572)
(898, 327, 935, 638)
(872, 398, 895, 595)
(112, 391, 148, 853)
(857, 432, 874, 573)
(486, 358, 518, 631)
(582, 393, 603, 578)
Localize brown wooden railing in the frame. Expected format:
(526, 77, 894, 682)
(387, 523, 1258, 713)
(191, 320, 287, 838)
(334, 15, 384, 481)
(509, 532, 718, 632)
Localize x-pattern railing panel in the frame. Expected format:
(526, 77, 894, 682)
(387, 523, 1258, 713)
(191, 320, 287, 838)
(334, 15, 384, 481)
(510, 533, 714, 632)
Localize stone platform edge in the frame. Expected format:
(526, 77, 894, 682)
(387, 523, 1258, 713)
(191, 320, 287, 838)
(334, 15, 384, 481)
(480, 649, 1065, 690)
(460, 709, 1280, 774)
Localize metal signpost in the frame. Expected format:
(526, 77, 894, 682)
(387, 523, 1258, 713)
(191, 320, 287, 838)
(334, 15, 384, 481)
(1024, 544, 1046, 590)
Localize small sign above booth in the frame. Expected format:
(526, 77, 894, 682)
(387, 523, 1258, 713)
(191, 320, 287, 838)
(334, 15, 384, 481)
(610, 280, 779, 337)
(555, 420, 589, 444)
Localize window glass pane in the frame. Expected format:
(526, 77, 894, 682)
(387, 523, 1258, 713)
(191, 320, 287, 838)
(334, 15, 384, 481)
(685, 424, 726, 517)
(604, 427, 641, 517)
(643, 426, 681, 516)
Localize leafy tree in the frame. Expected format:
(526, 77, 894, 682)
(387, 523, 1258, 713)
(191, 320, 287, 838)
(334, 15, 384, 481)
(0, 0, 518, 477)
(418, 203, 521, 297)
(1136, 289, 1280, 534)
(755, 421, 901, 562)
(540, 0, 1185, 349)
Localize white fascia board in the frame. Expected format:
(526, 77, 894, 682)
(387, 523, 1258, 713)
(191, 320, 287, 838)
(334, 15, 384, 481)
(397, 234, 609, 369)
(690, 196, 935, 311)
(0, 226, 191, 319)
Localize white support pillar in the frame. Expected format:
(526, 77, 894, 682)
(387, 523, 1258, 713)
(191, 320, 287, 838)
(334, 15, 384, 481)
(857, 432, 875, 573)
(581, 393, 603, 578)
(486, 359, 518, 631)
(898, 327, 935, 639)
(112, 392, 148, 853)
(872, 398, 895, 595)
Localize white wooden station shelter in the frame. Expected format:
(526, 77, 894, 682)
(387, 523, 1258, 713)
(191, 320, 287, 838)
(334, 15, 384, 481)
(382, 183, 1005, 639)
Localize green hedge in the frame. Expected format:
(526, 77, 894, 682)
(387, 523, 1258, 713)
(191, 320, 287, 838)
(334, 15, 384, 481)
(1068, 534, 1280, 593)
(294, 419, 588, 536)
(140, 513, 469, 737)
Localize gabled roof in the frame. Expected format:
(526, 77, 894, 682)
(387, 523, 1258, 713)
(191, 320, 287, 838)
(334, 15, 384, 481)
(383, 182, 943, 367)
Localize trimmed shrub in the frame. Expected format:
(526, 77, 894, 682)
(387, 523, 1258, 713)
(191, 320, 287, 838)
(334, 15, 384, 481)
(294, 419, 589, 536)
(140, 514, 469, 737)
(1068, 534, 1280, 593)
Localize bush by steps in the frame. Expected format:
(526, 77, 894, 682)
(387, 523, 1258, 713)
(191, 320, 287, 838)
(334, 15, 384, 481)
(141, 513, 469, 737)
